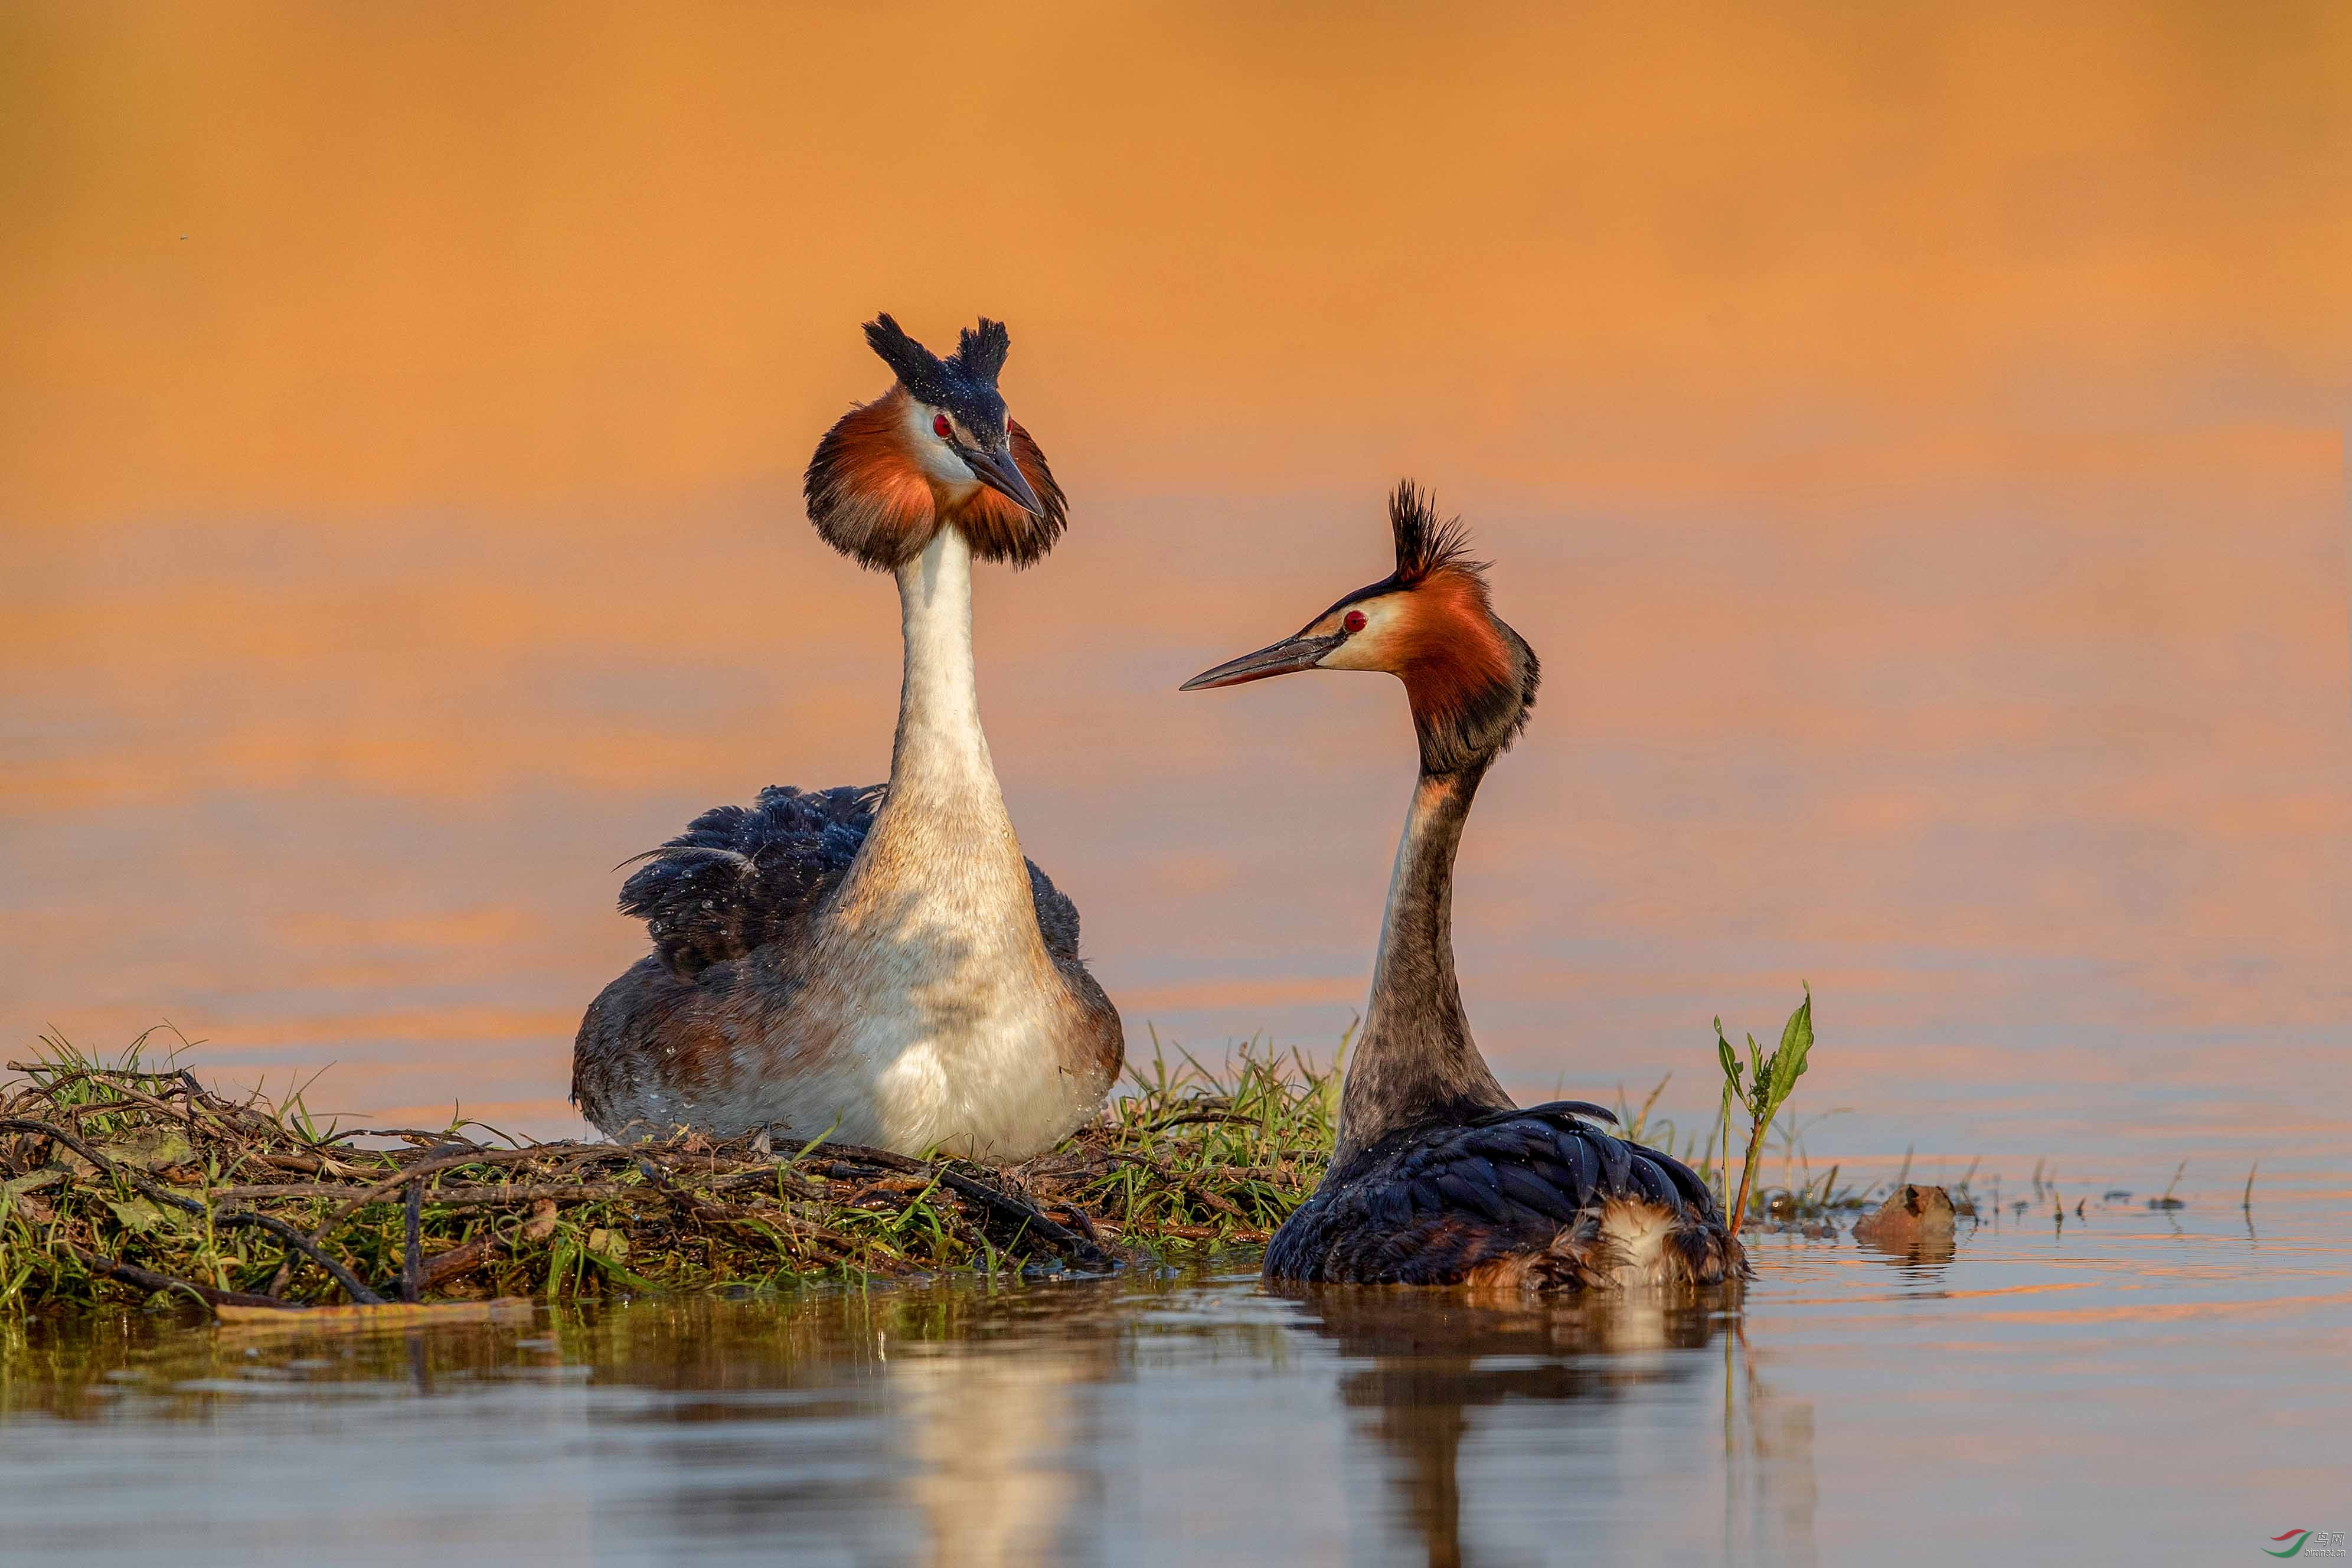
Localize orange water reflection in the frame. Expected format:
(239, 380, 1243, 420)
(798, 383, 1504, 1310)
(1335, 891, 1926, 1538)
(5, 1195, 2349, 1564)
(2, 6, 2347, 1162)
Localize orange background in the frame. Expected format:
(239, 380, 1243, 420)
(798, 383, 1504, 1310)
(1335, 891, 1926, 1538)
(4, 4, 2347, 1168)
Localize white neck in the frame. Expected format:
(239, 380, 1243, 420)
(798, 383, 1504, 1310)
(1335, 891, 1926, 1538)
(826, 522, 1031, 932)
(886, 527, 999, 802)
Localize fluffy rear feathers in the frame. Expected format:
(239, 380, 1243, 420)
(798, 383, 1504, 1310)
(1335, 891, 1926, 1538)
(617, 783, 1084, 979)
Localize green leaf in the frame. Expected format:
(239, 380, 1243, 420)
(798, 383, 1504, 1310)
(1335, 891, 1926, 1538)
(1714, 1020, 1740, 1086)
(105, 1196, 183, 1234)
(1771, 986, 1815, 1102)
(2, 1170, 65, 1203)
(97, 1129, 195, 1172)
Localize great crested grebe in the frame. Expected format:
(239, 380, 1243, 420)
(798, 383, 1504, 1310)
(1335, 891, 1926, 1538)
(571, 315, 1123, 1159)
(1182, 483, 1742, 1290)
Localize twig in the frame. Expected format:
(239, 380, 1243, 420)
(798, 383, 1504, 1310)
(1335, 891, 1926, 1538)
(812, 1145, 1112, 1269)
(412, 1234, 498, 1292)
(377, 1183, 647, 1206)
(401, 1180, 424, 1304)
(1057, 1203, 1105, 1248)
(212, 1213, 384, 1306)
(64, 1243, 291, 1311)
(297, 1146, 543, 1243)
(1135, 1110, 1257, 1133)
(252, 1151, 373, 1180)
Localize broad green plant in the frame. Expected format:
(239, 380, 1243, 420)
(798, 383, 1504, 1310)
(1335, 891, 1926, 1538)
(1713, 985, 1814, 1234)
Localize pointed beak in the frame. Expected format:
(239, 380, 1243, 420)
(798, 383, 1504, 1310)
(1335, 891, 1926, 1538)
(1179, 631, 1345, 691)
(963, 444, 1044, 517)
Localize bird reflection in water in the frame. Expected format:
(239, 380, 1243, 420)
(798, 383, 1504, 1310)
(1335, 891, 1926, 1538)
(1282, 1287, 1817, 1568)
(554, 1288, 1122, 1567)
(1854, 1229, 1962, 1272)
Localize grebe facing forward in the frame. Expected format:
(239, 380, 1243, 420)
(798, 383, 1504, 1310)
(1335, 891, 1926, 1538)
(572, 316, 1123, 1160)
(1182, 483, 1741, 1291)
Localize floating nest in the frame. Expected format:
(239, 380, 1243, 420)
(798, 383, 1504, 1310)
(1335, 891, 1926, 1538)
(0, 1034, 1336, 1315)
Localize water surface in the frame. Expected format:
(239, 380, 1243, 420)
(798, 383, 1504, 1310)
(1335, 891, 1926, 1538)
(4, 18, 2348, 1557)
(6, 1180, 2346, 1566)
(6, 6, 2349, 1164)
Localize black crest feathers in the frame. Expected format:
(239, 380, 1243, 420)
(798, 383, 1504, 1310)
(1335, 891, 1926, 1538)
(860, 312, 1013, 437)
(955, 318, 1011, 383)
(862, 314, 952, 405)
(1388, 481, 1482, 586)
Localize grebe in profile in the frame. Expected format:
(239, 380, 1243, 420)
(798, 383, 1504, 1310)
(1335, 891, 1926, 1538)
(571, 315, 1123, 1159)
(1182, 483, 1740, 1289)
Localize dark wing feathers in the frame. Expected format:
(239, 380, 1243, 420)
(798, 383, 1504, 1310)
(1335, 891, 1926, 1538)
(1434, 1170, 1509, 1224)
(618, 785, 879, 977)
(1655, 1150, 1716, 1211)
(1594, 1129, 1634, 1192)
(1478, 1099, 1618, 1127)
(1267, 1106, 1730, 1286)
(1024, 859, 1084, 963)
(1628, 1156, 1675, 1207)
(619, 783, 1084, 976)
(1492, 1161, 1581, 1222)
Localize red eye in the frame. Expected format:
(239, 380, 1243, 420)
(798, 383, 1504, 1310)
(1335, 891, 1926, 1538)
(933, 413, 952, 439)
(1344, 610, 1367, 633)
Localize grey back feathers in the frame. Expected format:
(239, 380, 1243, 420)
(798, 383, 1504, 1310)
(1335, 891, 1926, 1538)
(619, 783, 1083, 979)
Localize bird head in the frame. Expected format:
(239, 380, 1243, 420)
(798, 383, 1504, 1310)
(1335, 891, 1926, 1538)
(1181, 482, 1540, 775)
(803, 313, 1067, 571)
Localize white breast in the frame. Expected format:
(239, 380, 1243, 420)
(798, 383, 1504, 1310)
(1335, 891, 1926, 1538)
(721, 525, 1103, 1161)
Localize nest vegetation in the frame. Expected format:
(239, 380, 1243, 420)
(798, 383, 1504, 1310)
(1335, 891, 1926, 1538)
(0, 1028, 1339, 1317)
